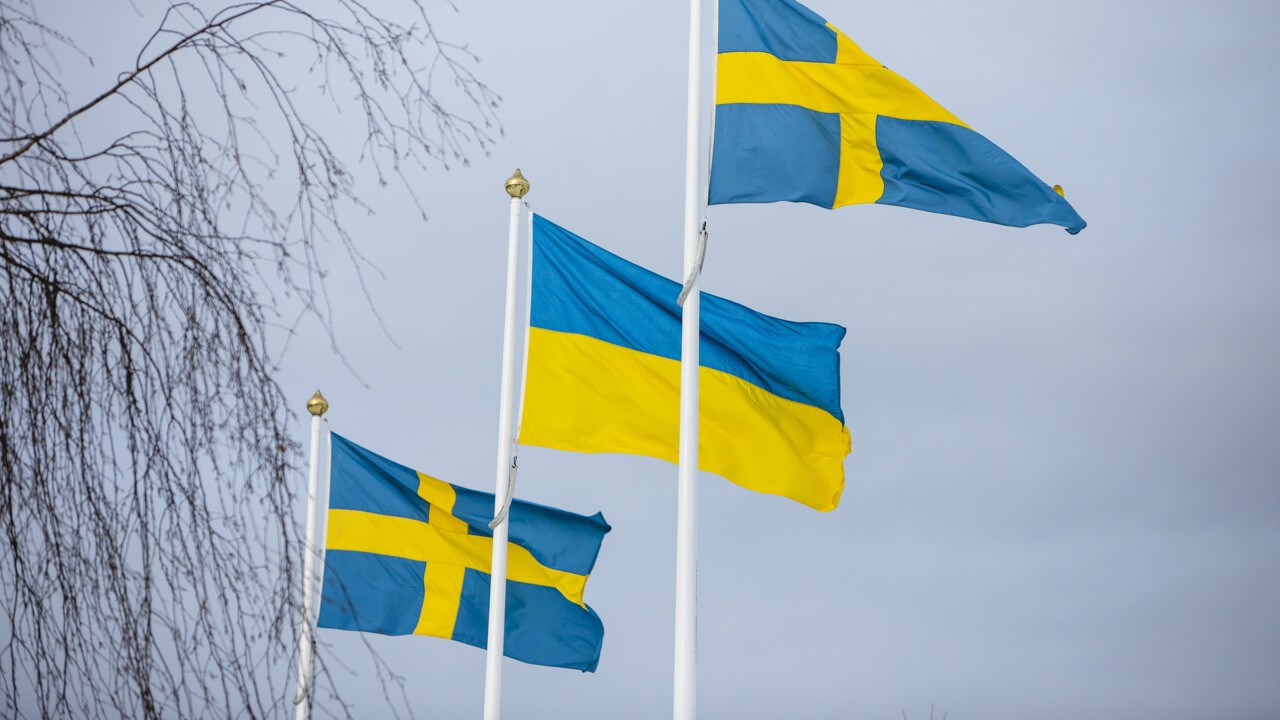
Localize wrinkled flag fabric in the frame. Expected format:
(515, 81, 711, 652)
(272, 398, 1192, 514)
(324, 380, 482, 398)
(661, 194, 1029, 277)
(317, 433, 610, 672)
(710, 0, 1086, 233)
(520, 214, 851, 511)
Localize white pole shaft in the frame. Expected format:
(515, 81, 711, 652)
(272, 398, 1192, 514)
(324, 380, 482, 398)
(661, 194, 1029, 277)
(675, 0, 703, 717)
(482, 194, 523, 720)
(293, 412, 325, 720)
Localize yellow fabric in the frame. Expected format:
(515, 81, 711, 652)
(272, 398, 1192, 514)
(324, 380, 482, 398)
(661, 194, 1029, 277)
(327, 508, 589, 608)
(415, 562, 465, 638)
(411, 472, 468, 636)
(717, 29, 968, 208)
(519, 328, 850, 511)
(715, 52, 964, 121)
(418, 471, 469, 534)
(834, 112, 884, 206)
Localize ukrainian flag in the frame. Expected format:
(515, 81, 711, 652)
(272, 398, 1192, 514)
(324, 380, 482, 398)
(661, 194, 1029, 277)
(710, 0, 1086, 234)
(520, 215, 850, 512)
(317, 434, 610, 672)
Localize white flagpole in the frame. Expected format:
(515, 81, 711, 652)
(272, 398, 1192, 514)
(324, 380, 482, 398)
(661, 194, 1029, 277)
(293, 390, 329, 720)
(675, 0, 704, 717)
(482, 169, 530, 720)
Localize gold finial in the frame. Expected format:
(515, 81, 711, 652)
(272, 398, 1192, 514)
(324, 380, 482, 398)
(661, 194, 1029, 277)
(1052, 184, 1065, 198)
(306, 390, 329, 417)
(505, 168, 530, 198)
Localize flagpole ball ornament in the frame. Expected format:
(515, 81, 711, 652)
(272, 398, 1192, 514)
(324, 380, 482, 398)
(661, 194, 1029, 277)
(306, 390, 329, 417)
(505, 168, 530, 198)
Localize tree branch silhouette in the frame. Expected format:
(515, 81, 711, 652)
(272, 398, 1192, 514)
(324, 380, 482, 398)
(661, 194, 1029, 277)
(0, 1, 499, 716)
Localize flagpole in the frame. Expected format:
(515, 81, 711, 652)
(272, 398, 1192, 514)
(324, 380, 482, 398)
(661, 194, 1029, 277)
(293, 389, 329, 720)
(675, 0, 704, 717)
(482, 169, 530, 720)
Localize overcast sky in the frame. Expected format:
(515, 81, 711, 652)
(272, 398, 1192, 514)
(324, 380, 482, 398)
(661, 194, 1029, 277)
(57, 0, 1280, 717)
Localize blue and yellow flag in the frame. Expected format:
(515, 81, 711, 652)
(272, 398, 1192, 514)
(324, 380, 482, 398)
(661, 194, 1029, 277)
(710, 0, 1085, 234)
(520, 215, 850, 511)
(317, 433, 610, 672)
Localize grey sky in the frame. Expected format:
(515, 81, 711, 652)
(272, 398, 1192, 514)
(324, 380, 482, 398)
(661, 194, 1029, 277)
(53, 0, 1280, 717)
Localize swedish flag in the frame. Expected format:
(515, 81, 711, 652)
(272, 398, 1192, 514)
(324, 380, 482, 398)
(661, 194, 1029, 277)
(317, 434, 610, 672)
(710, 0, 1086, 233)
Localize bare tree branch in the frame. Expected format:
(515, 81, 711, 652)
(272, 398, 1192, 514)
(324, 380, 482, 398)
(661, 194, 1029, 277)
(0, 0, 499, 716)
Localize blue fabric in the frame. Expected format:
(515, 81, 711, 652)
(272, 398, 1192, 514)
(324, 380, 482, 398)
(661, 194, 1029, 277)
(318, 562, 606, 672)
(719, 0, 834, 62)
(327, 433, 429, 523)
(531, 215, 846, 423)
(709, 104, 840, 208)
(875, 117, 1087, 234)
(503, 501, 610, 575)
(450, 566, 491, 650)
(328, 434, 611, 576)
(451, 482, 496, 539)
(318, 550, 425, 635)
(451, 570, 606, 673)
